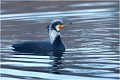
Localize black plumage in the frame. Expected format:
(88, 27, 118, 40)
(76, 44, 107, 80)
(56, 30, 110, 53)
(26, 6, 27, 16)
(12, 20, 65, 54)
(12, 41, 52, 53)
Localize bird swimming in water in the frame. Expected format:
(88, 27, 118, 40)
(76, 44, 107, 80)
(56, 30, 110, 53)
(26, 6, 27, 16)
(12, 19, 65, 55)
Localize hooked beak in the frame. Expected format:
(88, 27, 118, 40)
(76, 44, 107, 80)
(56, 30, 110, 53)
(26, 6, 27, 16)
(58, 25, 64, 29)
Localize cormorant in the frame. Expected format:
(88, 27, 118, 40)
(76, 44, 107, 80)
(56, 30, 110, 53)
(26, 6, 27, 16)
(12, 20, 65, 55)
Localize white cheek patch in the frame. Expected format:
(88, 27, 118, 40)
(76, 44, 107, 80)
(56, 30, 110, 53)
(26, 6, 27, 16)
(56, 25, 60, 31)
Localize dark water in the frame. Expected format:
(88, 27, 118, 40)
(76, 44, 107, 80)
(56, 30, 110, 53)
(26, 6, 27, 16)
(1, 1, 119, 80)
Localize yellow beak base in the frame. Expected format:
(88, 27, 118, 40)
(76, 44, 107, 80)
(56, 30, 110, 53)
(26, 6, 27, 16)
(58, 25, 64, 29)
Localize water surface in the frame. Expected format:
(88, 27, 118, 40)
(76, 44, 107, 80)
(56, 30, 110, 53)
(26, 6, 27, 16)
(1, 1, 119, 80)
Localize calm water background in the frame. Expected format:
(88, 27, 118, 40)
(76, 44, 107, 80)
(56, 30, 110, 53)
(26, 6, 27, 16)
(1, 1, 119, 80)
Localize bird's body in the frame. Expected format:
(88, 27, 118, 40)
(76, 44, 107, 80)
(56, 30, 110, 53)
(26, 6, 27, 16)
(12, 20, 65, 54)
(12, 41, 52, 53)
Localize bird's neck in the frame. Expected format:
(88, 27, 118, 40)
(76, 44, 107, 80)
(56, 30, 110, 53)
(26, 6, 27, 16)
(49, 30, 61, 44)
(49, 29, 65, 53)
(52, 35, 62, 46)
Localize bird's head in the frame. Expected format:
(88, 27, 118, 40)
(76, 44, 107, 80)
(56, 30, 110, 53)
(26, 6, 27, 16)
(48, 19, 64, 32)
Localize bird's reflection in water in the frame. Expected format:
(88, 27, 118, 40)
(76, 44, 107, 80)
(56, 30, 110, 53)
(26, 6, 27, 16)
(49, 52, 64, 74)
(13, 51, 64, 74)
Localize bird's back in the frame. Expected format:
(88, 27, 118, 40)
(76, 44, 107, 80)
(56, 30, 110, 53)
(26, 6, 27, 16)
(12, 41, 52, 53)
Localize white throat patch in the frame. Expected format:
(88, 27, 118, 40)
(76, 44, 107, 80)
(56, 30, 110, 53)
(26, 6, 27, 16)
(49, 29, 60, 44)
